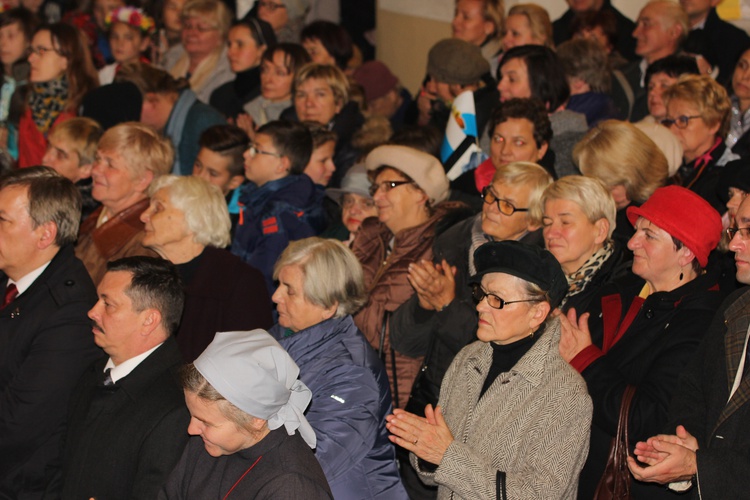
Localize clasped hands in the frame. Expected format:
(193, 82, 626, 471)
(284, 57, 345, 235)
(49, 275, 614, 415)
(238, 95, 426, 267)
(407, 259, 457, 311)
(627, 425, 699, 485)
(386, 404, 454, 466)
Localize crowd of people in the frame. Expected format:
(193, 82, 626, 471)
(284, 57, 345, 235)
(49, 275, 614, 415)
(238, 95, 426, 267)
(2, 0, 750, 498)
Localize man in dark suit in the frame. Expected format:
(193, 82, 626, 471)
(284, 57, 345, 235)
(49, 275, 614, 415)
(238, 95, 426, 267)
(681, 0, 750, 87)
(628, 196, 750, 497)
(56, 257, 190, 500)
(553, 0, 637, 61)
(0, 167, 101, 499)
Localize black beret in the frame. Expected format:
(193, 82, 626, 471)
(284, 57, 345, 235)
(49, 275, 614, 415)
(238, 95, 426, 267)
(716, 158, 750, 204)
(470, 240, 568, 308)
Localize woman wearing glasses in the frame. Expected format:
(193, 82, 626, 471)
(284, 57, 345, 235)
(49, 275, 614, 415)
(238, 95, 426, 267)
(662, 74, 735, 212)
(18, 23, 98, 168)
(387, 240, 593, 498)
(352, 144, 459, 409)
(557, 185, 723, 499)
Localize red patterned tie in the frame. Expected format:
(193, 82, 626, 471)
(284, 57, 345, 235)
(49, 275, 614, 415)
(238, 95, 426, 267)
(2, 283, 17, 309)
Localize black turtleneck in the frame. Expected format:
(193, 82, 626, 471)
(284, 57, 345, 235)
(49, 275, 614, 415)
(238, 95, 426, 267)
(479, 324, 544, 398)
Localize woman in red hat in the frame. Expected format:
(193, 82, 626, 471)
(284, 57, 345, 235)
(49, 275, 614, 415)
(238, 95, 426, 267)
(557, 185, 724, 499)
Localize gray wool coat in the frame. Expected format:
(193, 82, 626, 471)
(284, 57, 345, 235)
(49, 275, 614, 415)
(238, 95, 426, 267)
(412, 318, 593, 499)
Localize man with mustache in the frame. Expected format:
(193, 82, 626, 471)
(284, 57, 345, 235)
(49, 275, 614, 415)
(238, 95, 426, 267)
(55, 256, 190, 500)
(0, 167, 101, 499)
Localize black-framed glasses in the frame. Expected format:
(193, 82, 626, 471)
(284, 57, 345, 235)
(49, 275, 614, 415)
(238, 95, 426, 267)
(660, 115, 702, 129)
(727, 226, 750, 240)
(247, 144, 281, 158)
(368, 180, 413, 197)
(481, 186, 528, 216)
(257, 0, 286, 11)
(472, 284, 541, 310)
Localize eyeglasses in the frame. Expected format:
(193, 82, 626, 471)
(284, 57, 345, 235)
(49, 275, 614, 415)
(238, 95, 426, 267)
(247, 144, 281, 158)
(472, 284, 541, 310)
(481, 186, 528, 216)
(29, 45, 59, 56)
(368, 180, 413, 197)
(182, 22, 219, 32)
(726, 226, 750, 240)
(257, 0, 286, 11)
(342, 195, 375, 209)
(660, 115, 702, 129)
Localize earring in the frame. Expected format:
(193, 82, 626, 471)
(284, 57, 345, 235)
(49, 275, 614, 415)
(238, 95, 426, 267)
(679, 267, 684, 281)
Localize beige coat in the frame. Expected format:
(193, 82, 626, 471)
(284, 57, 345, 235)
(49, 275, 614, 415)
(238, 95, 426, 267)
(413, 318, 593, 499)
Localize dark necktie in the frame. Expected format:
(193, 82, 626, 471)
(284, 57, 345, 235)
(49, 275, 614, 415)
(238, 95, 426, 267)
(2, 284, 17, 309)
(102, 368, 115, 387)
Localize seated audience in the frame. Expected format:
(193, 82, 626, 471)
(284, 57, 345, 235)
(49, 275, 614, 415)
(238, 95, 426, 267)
(352, 60, 412, 132)
(390, 161, 552, 498)
(209, 18, 275, 119)
(663, 74, 735, 212)
(155, 0, 186, 62)
(300, 20, 353, 71)
(41, 116, 102, 221)
(502, 3, 554, 51)
(352, 145, 458, 409)
(240, 42, 310, 133)
(558, 38, 618, 126)
(75, 122, 173, 284)
(388, 240, 593, 498)
(19, 23, 98, 167)
(497, 45, 587, 178)
(123, 63, 225, 175)
(192, 124, 248, 235)
(270, 238, 408, 499)
(450, 0, 504, 75)
(303, 121, 336, 186)
(726, 48, 750, 158)
(322, 164, 377, 245)
(558, 185, 723, 499)
(574, 120, 669, 250)
(163, 0, 233, 103)
(641, 54, 699, 124)
(231, 120, 325, 294)
(285, 62, 363, 186)
(553, 0, 636, 60)
(0, 168, 101, 499)
(98, 7, 154, 85)
(541, 175, 623, 312)
(571, 9, 629, 69)
(257, 0, 310, 43)
(627, 195, 750, 498)
(58, 257, 190, 499)
(141, 175, 273, 361)
(162, 330, 332, 498)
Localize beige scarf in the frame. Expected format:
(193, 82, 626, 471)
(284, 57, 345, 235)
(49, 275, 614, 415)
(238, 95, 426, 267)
(169, 47, 223, 96)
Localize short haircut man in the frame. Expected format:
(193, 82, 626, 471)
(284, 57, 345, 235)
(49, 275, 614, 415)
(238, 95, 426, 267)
(57, 256, 189, 500)
(194, 124, 248, 196)
(627, 195, 750, 497)
(0, 167, 101, 498)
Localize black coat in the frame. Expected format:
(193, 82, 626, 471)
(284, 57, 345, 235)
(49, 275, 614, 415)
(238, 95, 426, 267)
(553, 0, 637, 61)
(677, 138, 729, 213)
(58, 337, 190, 500)
(0, 245, 101, 499)
(175, 247, 273, 362)
(576, 271, 722, 499)
(561, 241, 628, 315)
(667, 286, 750, 499)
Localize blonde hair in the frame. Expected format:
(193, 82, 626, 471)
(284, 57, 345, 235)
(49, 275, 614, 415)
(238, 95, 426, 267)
(663, 74, 731, 138)
(574, 120, 668, 204)
(148, 175, 231, 248)
(294, 62, 350, 106)
(273, 237, 366, 317)
(181, 0, 232, 38)
(507, 3, 554, 48)
(48, 117, 102, 166)
(98, 122, 174, 178)
(540, 176, 616, 239)
(492, 161, 553, 225)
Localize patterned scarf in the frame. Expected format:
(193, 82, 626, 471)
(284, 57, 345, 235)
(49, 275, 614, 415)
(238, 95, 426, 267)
(560, 240, 614, 308)
(29, 75, 68, 133)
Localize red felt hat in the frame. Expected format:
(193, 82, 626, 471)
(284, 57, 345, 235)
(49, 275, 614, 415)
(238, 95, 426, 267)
(626, 185, 721, 267)
(353, 61, 399, 102)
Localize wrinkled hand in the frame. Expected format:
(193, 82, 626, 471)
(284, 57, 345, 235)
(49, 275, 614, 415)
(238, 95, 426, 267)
(386, 405, 454, 466)
(628, 426, 698, 484)
(407, 259, 457, 311)
(235, 113, 256, 139)
(557, 308, 593, 362)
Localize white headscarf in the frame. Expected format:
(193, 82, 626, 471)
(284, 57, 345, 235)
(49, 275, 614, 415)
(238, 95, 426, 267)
(194, 329, 316, 448)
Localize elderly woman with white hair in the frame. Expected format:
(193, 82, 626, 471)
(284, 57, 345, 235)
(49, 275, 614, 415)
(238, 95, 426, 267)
(141, 175, 273, 361)
(270, 237, 409, 499)
(160, 329, 332, 498)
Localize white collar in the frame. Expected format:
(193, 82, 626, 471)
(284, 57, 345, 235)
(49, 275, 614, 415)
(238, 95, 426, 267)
(104, 342, 164, 383)
(9, 260, 52, 295)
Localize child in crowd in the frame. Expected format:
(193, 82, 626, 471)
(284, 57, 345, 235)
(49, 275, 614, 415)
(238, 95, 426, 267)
(303, 121, 337, 186)
(98, 6, 154, 84)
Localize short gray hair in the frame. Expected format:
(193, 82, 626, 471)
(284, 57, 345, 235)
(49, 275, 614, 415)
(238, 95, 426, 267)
(540, 175, 616, 239)
(148, 175, 231, 248)
(273, 237, 365, 317)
